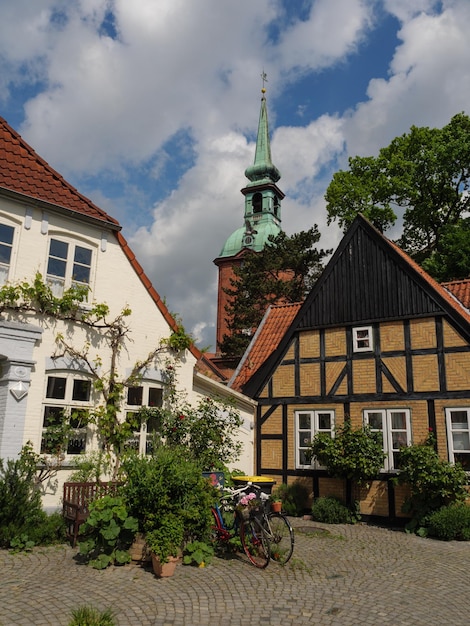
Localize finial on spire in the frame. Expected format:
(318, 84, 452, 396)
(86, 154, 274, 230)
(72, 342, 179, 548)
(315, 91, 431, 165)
(261, 70, 268, 94)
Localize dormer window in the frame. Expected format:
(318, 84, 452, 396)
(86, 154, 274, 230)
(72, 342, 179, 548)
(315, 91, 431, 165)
(353, 326, 373, 352)
(47, 238, 92, 297)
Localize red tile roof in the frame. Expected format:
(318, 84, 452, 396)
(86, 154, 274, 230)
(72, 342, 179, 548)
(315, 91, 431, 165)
(0, 116, 119, 227)
(230, 302, 301, 392)
(442, 279, 470, 310)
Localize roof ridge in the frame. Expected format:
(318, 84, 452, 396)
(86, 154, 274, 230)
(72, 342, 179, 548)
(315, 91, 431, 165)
(441, 278, 470, 286)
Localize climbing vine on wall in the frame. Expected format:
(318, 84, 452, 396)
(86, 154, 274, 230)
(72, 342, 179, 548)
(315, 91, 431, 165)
(0, 273, 194, 476)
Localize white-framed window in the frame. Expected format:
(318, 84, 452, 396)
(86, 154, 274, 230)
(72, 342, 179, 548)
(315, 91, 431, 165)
(46, 238, 92, 297)
(295, 410, 335, 469)
(125, 384, 163, 455)
(0, 222, 14, 286)
(353, 326, 373, 352)
(445, 408, 470, 471)
(41, 374, 92, 455)
(364, 408, 411, 471)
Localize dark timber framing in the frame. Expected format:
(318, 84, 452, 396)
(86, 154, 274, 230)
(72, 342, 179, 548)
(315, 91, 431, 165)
(242, 215, 470, 521)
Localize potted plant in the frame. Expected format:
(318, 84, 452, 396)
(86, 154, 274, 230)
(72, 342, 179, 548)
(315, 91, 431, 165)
(146, 514, 184, 578)
(270, 493, 282, 513)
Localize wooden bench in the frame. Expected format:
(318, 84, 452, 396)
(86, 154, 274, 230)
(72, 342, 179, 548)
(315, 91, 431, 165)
(62, 481, 122, 547)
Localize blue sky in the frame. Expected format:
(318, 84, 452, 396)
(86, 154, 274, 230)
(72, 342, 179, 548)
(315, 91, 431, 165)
(1, 0, 469, 351)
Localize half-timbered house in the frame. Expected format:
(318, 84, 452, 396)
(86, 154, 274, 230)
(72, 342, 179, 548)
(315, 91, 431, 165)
(231, 215, 470, 521)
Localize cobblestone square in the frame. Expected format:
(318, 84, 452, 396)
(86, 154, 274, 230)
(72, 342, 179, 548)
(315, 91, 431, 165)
(1, 519, 469, 626)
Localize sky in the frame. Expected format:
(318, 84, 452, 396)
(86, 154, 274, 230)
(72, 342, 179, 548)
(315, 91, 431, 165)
(1, 0, 470, 351)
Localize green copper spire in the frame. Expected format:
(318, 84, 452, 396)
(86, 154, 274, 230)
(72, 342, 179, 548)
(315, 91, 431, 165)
(244, 88, 281, 185)
(218, 76, 284, 258)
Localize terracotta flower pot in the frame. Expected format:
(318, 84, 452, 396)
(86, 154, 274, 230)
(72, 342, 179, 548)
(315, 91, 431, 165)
(271, 501, 282, 513)
(151, 553, 179, 578)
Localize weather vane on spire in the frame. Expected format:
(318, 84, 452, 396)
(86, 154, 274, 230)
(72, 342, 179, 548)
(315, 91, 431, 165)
(261, 70, 268, 94)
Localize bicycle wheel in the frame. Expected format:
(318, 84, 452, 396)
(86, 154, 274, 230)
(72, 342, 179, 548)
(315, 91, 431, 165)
(239, 518, 270, 568)
(267, 513, 294, 564)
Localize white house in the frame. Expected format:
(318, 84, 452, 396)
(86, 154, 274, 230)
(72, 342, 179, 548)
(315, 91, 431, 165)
(0, 117, 255, 508)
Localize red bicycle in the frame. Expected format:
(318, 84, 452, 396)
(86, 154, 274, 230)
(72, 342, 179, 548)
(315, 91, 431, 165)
(211, 482, 294, 568)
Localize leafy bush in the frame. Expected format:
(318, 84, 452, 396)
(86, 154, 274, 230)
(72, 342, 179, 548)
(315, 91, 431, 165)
(395, 433, 468, 530)
(273, 481, 309, 516)
(121, 446, 214, 541)
(68, 606, 115, 626)
(309, 421, 385, 485)
(26, 511, 67, 546)
(311, 496, 359, 524)
(155, 370, 243, 471)
(0, 445, 66, 548)
(182, 540, 214, 566)
(79, 495, 138, 569)
(0, 453, 41, 546)
(426, 504, 470, 541)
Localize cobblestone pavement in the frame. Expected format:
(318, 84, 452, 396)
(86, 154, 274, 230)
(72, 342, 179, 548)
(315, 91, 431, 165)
(1, 518, 469, 626)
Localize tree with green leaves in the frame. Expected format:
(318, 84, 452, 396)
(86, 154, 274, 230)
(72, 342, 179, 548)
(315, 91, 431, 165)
(325, 112, 470, 278)
(220, 227, 331, 357)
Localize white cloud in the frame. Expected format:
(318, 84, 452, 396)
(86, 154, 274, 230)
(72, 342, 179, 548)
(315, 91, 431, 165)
(276, 0, 373, 72)
(344, 0, 470, 157)
(274, 114, 345, 191)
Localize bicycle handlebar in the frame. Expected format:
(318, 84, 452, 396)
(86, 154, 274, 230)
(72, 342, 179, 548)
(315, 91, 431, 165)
(219, 481, 270, 502)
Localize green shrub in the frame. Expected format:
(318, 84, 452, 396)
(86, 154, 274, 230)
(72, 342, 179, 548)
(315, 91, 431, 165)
(273, 481, 309, 516)
(0, 446, 45, 547)
(309, 421, 385, 485)
(394, 433, 468, 530)
(78, 495, 138, 569)
(68, 606, 115, 626)
(182, 540, 214, 566)
(311, 496, 359, 524)
(25, 511, 67, 546)
(426, 504, 470, 540)
(121, 446, 214, 541)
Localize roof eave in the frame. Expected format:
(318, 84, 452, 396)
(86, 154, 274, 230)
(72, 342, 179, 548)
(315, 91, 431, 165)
(0, 186, 121, 232)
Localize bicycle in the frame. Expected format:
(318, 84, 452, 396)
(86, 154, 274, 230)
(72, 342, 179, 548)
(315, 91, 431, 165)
(238, 485, 294, 567)
(211, 482, 294, 569)
(211, 483, 270, 568)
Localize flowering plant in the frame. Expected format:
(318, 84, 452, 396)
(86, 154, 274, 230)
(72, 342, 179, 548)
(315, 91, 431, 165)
(239, 492, 257, 506)
(237, 492, 264, 520)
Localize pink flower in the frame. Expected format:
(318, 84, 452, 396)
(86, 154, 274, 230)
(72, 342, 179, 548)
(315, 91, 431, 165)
(239, 492, 257, 506)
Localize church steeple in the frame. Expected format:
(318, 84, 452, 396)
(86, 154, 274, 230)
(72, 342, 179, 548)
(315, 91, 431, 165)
(244, 87, 281, 186)
(213, 77, 286, 359)
(218, 78, 285, 259)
